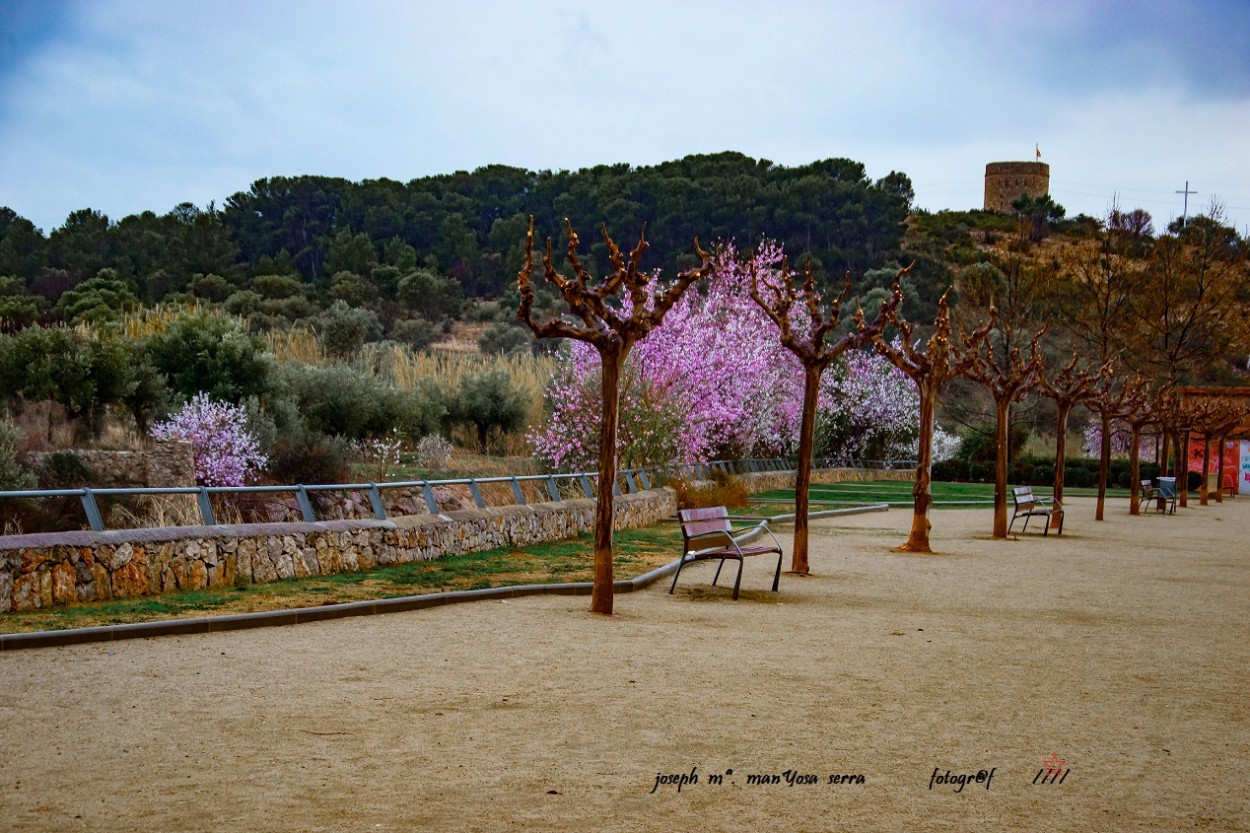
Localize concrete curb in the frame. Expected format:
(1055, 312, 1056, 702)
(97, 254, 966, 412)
(0, 504, 889, 652)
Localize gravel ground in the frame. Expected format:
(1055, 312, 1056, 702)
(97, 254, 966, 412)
(1, 496, 1247, 832)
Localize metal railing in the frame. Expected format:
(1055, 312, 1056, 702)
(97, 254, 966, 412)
(0, 456, 915, 533)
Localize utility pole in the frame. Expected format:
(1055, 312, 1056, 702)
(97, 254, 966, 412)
(1176, 180, 1197, 227)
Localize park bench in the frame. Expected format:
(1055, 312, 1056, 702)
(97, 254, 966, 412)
(670, 506, 784, 600)
(1008, 486, 1063, 536)
(1138, 479, 1160, 513)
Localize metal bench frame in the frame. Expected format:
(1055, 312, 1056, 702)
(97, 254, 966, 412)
(1009, 486, 1063, 535)
(671, 506, 784, 600)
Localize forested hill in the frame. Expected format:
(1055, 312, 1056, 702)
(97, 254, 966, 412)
(0, 152, 913, 303)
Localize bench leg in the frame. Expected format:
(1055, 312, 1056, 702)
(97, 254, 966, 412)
(711, 559, 725, 587)
(669, 558, 689, 595)
(732, 557, 744, 601)
(771, 551, 782, 592)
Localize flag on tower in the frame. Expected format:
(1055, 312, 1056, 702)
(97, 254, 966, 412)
(1036, 144, 1042, 160)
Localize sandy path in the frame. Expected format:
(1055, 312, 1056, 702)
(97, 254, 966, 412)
(1, 497, 1247, 832)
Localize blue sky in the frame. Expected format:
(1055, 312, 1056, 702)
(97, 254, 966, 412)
(1, 0, 1248, 236)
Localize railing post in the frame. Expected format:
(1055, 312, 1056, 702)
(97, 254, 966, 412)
(367, 484, 387, 520)
(197, 487, 216, 526)
(509, 476, 526, 505)
(578, 474, 593, 498)
(422, 482, 439, 514)
(294, 486, 316, 522)
(468, 478, 486, 509)
(80, 488, 105, 532)
(637, 469, 651, 490)
(624, 470, 638, 493)
(545, 475, 560, 502)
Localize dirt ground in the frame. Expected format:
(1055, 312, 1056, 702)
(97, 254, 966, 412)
(1, 496, 1247, 832)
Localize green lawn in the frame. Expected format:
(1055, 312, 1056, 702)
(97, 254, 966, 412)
(752, 479, 1131, 509)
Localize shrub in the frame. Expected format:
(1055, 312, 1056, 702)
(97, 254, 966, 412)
(272, 362, 445, 441)
(0, 419, 35, 491)
(931, 458, 968, 482)
(1068, 466, 1097, 488)
(673, 473, 749, 510)
(968, 461, 995, 483)
(448, 370, 526, 454)
(352, 429, 404, 481)
(36, 451, 98, 488)
(415, 434, 453, 469)
(477, 323, 534, 356)
(146, 313, 271, 403)
(265, 434, 352, 486)
(395, 268, 463, 321)
(315, 300, 383, 360)
(389, 318, 439, 350)
(54, 269, 139, 324)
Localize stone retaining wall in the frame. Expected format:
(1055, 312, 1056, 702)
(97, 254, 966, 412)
(0, 489, 675, 613)
(25, 439, 195, 488)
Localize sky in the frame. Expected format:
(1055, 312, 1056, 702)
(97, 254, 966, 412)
(1, 0, 1248, 237)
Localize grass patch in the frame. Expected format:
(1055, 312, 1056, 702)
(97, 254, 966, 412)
(753, 480, 1131, 508)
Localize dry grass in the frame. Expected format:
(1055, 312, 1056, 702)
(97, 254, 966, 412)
(266, 326, 554, 455)
(110, 302, 217, 339)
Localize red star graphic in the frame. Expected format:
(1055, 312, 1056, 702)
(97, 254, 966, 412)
(1043, 752, 1066, 775)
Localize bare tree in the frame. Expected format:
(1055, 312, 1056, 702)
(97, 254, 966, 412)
(961, 314, 1045, 538)
(517, 218, 711, 615)
(749, 257, 898, 574)
(1036, 352, 1110, 527)
(1124, 383, 1166, 515)
(1125, 209, 1250, 384)
(871, 289, 989, 551)
(1088, 374, 1151, 521)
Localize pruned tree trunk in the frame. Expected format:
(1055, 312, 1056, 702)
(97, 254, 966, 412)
(870, 287, 987, 554)
(1216, 433, 1228, 503)
(993, 399, 1010, 538)
(790, 366, 821, 574)
(1200, 434, 1211, 507)
(591, 350, 622, 615)
(1128, 423, 1143, 516)
(901, 387, 936, 552)
(1179, 432, 1190, 508)
(1096, 412, 1112, 521)
(1052, 402, 1071, 528)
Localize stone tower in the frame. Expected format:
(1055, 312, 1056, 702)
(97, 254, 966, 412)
(983, 161, 1050, 212)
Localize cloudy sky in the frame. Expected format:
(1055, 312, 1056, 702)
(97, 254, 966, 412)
(2, 0, 1248, 236)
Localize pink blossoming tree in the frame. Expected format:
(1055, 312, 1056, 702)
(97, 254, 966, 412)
(152, 393, 266, 487)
